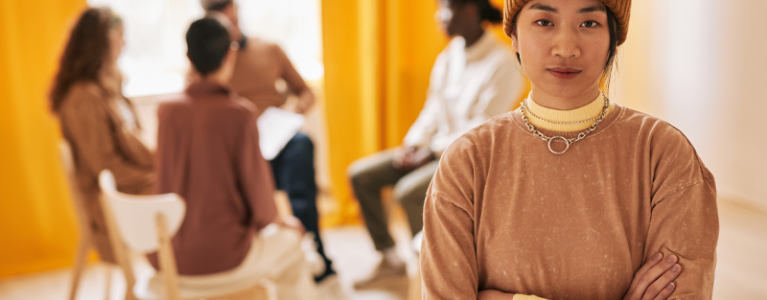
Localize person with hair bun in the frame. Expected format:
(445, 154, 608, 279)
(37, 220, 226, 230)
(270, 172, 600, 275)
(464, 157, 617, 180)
(348, 0, 524, 289)
(420, 0, 719, 299)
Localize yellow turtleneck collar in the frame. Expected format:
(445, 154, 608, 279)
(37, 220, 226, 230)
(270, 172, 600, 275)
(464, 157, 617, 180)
(524, 92, 613, 132)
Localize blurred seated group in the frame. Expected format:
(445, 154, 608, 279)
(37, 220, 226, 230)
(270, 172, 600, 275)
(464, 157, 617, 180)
(51, 0, 522, 298)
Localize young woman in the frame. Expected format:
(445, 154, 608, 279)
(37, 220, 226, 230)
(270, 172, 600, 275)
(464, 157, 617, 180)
(51, 7, 154, 264)
(419, 0, 719, 299)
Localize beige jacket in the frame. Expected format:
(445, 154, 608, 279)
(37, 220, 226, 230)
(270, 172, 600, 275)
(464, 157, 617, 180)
(59, 82, 154, 263)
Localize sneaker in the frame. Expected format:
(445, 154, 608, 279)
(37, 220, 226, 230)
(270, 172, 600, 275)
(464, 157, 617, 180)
(353, 260, 407, 289)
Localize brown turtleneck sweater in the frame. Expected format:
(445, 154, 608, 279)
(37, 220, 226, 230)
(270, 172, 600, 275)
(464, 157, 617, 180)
(420, 103, 719, 299)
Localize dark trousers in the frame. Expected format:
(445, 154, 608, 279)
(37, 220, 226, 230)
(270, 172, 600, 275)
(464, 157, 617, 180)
(270, 133, 334, 280)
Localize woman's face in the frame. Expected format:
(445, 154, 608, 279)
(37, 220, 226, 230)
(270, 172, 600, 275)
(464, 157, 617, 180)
(512, 0, 610, 99)
(108, 24, 125, 64)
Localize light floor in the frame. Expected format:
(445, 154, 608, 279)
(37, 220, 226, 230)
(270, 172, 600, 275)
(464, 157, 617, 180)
(1, 200, 766, 300)
(0, 222, 417, 300)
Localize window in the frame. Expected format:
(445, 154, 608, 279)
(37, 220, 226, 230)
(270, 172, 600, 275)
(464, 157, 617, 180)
(87, 0, 323, 97)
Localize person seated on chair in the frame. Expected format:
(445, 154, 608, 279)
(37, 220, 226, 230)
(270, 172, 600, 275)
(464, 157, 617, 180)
(150, 18, 317, 300)
(51, 7, 154, 265)
(200, 0, 339, 284)
(346, 0, 524, 288)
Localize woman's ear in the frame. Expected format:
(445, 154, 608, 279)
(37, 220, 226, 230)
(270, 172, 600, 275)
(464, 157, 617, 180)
(511, 32, 519, 53)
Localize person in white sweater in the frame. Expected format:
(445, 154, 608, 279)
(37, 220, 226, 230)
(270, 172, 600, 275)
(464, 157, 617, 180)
(347, 0, 524, 288)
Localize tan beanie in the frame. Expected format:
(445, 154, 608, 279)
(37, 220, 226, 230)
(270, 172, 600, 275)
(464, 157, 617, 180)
(503, 0, 631, 45)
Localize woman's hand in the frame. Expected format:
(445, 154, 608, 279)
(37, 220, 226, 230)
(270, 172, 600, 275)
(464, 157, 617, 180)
(623, 252, 682, 300)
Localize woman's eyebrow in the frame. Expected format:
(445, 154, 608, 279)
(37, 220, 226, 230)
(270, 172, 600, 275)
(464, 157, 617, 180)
(579, 5, 606, 13)
(529, 3, 557, 13)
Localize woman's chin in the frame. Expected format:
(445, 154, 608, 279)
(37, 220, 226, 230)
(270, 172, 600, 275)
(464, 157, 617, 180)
(536, 86, 590, 100)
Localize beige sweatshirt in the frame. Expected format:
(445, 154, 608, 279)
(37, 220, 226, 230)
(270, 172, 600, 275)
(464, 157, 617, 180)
(420, 103, 719, 299)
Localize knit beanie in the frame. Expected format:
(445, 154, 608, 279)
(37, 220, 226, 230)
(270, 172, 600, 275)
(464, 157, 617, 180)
(503, 0, 631, 45)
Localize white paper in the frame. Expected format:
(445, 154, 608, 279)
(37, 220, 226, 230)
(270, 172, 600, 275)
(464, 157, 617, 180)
(257, 107, 306, 160)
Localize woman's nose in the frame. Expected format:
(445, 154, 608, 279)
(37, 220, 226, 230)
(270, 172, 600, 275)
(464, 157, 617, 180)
(551, 28, 581, 59)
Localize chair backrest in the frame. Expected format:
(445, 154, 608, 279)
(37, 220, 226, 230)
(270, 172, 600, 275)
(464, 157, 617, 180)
(98, 170, 186, 253)
(412, 230, 423, 254)
(58, 141, 91, 236)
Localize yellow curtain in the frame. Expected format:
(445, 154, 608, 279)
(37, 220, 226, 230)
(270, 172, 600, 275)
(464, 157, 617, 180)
(320, 0, 526, 226)
(0, 0, 86, 277)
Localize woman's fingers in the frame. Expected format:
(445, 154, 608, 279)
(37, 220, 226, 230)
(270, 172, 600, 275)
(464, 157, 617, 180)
(635, 252, 663, 281)
(634, 255, 678, 296)
(652, 283, 676, 300)
(624, 252, 664, 299)
(623, 253, 679, 300)
(642, 264, 682, 300)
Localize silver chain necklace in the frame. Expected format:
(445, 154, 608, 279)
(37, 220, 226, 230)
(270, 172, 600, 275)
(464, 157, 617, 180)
(520, 92, 610, 155)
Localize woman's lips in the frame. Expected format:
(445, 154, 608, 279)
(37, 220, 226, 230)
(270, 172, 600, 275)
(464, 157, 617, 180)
(548, 67, 582, 79)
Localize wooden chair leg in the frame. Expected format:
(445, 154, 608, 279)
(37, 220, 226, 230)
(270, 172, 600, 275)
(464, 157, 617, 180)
(68, 235, 91, 300)
(157, 214, 181, 300)
(99, 194, 137, 300)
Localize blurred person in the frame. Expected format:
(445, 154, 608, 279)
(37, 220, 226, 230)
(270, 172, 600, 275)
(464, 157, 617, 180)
(50, 7, 153, 264)
(347, 0, 523, 288)
(150, 18, 317, 299)
(200, 0, 339, 285)
(420, 0, 718, 299)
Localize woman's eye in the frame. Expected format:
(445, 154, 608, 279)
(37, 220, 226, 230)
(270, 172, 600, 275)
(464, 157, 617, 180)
(535, 20, 553, 26)
(581, 21, 599, 28)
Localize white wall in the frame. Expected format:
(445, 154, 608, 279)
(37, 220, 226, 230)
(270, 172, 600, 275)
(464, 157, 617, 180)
(614, 0, 767, 209)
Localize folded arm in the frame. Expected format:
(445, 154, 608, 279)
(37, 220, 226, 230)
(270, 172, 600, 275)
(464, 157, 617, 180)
(278, 46, 315, 114)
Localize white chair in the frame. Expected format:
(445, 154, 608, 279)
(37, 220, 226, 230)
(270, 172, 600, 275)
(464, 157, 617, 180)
(411, 231, 423, 255)
(98, 170, 275, 300)
(59, 141, 115, 300)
